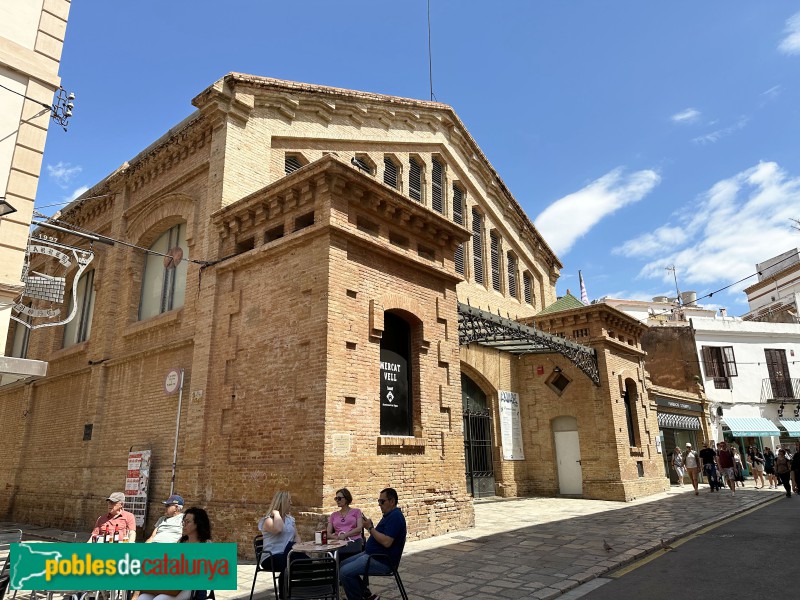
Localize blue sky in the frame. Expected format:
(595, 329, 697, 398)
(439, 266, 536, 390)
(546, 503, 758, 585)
(37, 1, 800, 313)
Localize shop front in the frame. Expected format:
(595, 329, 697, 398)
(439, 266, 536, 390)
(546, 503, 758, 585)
(721, 416, 781, 475)
(656, 396, 704, 484)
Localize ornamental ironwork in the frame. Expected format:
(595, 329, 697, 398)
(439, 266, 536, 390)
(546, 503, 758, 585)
(457, 302, 600, 386)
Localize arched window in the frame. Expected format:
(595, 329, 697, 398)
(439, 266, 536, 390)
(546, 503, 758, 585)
(139, 223, 188, 320)
(63, 269, 96, 347)
(623, 378, 641, 447)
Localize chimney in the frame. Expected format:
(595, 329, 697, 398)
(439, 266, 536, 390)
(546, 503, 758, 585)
(719, 308, 727, 318)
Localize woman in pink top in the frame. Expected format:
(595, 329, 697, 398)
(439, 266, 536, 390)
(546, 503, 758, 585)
(327, 487, 364, 559)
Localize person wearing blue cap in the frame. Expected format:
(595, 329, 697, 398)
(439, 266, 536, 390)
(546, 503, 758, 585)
(146, 494, 185, 543)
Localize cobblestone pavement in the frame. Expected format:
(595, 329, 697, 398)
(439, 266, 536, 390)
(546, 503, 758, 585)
(1, 485, 782, 600)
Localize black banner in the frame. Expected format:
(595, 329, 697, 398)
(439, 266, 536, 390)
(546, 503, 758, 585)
(380, 348, 410, 435)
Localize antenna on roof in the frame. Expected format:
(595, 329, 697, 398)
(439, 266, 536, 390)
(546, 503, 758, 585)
(428, 0, 436, 101)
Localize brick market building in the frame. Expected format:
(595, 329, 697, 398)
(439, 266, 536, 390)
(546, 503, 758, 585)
(0, 74, 668, 545)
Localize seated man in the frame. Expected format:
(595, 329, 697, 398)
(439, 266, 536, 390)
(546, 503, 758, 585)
(90, 492, 136, 542)
(146, 495, 185, 543)
(339, 487, 407, 600)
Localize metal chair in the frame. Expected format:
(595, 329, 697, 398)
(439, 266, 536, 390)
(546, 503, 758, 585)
(249, 535, 279, 600)
(0, 530, 23, 600)
(364, 554, 408, 600)
(284, 557, 338, 600)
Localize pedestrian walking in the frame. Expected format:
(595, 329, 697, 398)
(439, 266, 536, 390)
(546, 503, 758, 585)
(791, 444, 800, 494)
(700, 441, 720, 492)
(732, 446, 746, 487)
(683, 443, 700, 495)
(716, 441, 737, 495)
(774, 449, 792, 497)
(764, 447, 777, 488)
(747, 446, 765, 488)
(671, 446, 685, 487)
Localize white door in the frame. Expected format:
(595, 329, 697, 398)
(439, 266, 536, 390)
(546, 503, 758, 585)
(555, 430, 583, 495)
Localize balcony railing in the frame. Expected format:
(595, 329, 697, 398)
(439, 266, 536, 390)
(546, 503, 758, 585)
(761, 378, 800, 402)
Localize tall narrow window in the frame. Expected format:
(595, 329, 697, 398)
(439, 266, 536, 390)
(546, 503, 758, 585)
(139, 223, 189, 320)
(383, 157, 398, 189)
(380, 312, 413, 436)
(63, 270, 96, 347)
(453, 185, 465, 275)
(409, 157, 422, 202)
(507, 253, 518, 299)
(431, 157, 444, 213)
(523, 272, 533, 305)
(701, 346, 737, 389)
(472, 208, 484, 285)
(490, 231, 501, 292)
(10, 310, 31, 358)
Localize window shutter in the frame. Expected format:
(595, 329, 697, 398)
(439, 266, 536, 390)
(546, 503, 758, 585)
(431, 158, 443, 213)
(352, 156, 373, 174)
(452, 185, 463, 225)
(722, 346, 738, 377)
(523, 273, 532, 305)
(384, 157, 398, 188)
(409, 158, 422, 201)
(490, 231, 501, 292)
(455, 245, 465, 275)
(507, 253, 517, 299)
(285, 155, 302, 174)
(472, 208, 483, 284)
(701, 346, 719, 378)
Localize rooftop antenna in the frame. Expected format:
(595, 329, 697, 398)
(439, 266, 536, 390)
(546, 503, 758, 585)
(428, 0, 435, 101)
(666, 265, 681, 305)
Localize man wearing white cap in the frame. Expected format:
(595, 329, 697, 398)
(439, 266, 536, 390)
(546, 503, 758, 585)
(89, 492, 136, 542)
(146, 494, 185, 543)
(683, 443, 701, 496)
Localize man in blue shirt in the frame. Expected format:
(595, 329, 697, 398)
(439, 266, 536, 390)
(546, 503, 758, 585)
(339, 487, 407, 600)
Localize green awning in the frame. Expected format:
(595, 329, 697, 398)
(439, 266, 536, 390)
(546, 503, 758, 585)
(779, 419, 800, 436)
(721, 417, 780, 437)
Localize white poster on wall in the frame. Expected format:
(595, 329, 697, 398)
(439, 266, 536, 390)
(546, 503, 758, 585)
(498, 390, 524, 460)
(125, 449, 151, 527)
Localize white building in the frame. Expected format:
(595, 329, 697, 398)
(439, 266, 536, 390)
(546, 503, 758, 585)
(743, 248, 800, 324)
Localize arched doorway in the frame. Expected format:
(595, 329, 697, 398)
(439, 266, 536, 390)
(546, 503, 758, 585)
(553, 416, 583, 496)
(462, 372, 495, 497)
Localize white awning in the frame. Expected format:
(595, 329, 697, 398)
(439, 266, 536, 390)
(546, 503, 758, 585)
(779, 419, 800, 436)
(657, 413, 701, 430)
(721, 417, 780, 437)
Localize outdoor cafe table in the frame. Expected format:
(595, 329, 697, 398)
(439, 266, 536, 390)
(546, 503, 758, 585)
(289, 539, 347, 558)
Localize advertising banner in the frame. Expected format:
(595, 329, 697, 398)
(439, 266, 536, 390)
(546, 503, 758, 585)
(498, 390, 524, 460)
(379, 348, 411, 436)
(124, 450, 151, 527)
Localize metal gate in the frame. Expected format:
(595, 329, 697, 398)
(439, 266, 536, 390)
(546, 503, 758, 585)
(464, 409, 495, 497)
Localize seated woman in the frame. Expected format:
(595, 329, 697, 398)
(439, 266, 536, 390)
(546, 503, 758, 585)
(327, 488, 363, 559)
(259, 491, 303, 598)
(138, 507, 212, 600)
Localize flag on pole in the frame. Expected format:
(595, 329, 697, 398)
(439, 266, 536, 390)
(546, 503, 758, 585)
(579, 270, 589, 305)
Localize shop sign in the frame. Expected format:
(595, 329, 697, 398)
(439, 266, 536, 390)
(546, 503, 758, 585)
(380, 349, 410, 435)
(654, 396, 702, 412)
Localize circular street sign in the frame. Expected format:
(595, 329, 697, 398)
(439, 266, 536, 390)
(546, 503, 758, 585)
(164, 369, 181, 395)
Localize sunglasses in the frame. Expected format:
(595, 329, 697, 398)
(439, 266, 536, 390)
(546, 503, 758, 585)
(377, 499, 386, 505)
(334, 496, 344, 501)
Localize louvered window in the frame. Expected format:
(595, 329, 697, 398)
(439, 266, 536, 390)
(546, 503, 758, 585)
(431, 157, 443, 213)
(352, 156, 373, 174)
(490, 231, 501, 292)
(285, 155, 303, 174)
(384, 157, 398, 188)
(409, 157, 422, 202)
(472, 208, 484, 284)
(523, 273, 533, 305)
(452, 185, 464, 225)
(507, 253, 518, 299)
(455, 245, 465, 275)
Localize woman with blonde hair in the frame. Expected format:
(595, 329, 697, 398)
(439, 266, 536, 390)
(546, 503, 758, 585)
(259, 491, 303, 598)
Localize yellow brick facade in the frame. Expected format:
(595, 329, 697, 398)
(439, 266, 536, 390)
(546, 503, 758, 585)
(0, 74, 667, 547)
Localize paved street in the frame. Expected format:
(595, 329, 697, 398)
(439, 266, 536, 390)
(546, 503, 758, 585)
(1, 485, 781, 600)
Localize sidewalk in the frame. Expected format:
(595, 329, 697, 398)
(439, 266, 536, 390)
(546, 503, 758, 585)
(1, 485, 782, 600)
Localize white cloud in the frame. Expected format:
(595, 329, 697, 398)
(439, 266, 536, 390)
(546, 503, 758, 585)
(691, 116, 748, 145)
(614, 161, 800, 293)
(65, 185, 88, 202)
(778, 11, 800, 55)
(671, 108, 700, 123)
(534, 168, 660, 256)
(46, 162, 82, 188)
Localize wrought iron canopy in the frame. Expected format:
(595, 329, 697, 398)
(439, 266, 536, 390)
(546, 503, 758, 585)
(457, 302, 600, 386)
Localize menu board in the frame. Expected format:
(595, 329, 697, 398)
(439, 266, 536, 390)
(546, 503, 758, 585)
(498, 390, 524, 460)
(124, 450, 151, 527)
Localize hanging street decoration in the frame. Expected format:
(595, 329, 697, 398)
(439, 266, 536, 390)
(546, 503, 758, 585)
(11, 233, 94, 330)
